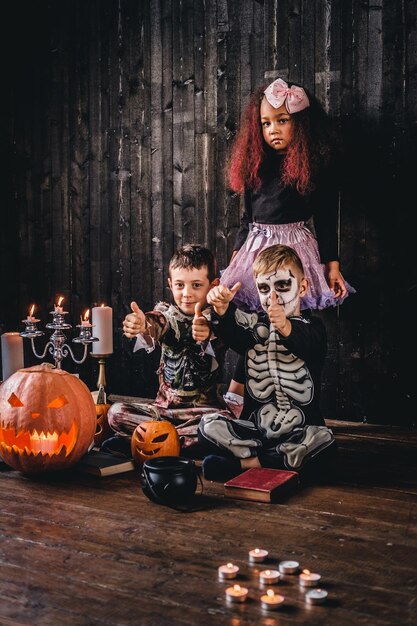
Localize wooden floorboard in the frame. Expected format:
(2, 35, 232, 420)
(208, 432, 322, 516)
(0, 420, 416, 626)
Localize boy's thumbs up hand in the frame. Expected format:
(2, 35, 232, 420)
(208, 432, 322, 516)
(123, 300, 146, 338)
(194, 302, 203, 319)
(207, 282, 241, 316)
(130, 301, 142, 316)
(268, 290, 291, 336)
(229, 282, 242, 297)
(192, 302, 210, 342)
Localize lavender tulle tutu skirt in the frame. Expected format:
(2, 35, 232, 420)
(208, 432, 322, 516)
(220, 222, 355, 312)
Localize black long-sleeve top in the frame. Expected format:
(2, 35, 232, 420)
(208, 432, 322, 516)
(211, 302, 327, 427)
(233, 151, 340, 263)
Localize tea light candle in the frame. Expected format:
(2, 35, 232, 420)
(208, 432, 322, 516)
(92, 304, 113, 354)
(259, 569, 280, 585)
(260, 589, 285, 611)
(225, 584, 248, 603)
(278, 560, 300, 575)
(218, 562, 239, 580)
(1, 332, 24, 381)
(249, 548, 269, 563)
(299, 569, 321, 587)
(305, 588, 328, 605)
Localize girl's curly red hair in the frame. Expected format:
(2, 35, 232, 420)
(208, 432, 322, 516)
(228, 82, 336, 196)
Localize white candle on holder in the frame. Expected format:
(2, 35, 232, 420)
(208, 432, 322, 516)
(27, 304, 36, 322)
(92, 305, 113, 354)
(1, 332, 24, 381)
(22, 305, 40, 326)
(54, 296, 64, 314)
(80, 309, 92, 327)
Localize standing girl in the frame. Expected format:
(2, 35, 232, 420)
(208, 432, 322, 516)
(220, 77, 355, 404)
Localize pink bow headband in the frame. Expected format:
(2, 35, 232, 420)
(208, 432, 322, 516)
(263, 78, 310, 113)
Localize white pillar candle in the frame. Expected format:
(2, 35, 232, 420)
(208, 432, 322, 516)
(91, 305, 113, 354)
(1, 332, 24, 380)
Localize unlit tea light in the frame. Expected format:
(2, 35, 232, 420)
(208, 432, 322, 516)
(249, 548, 269, 563)
(299, 569, 321, 587)
(225, 584, 248, 603)
(259, 569, 280, 585)
(260, 589, 285, 611)
(305, 588, 328, 605)
(218, 562, 239, 580)
(278, 560, 300, 574)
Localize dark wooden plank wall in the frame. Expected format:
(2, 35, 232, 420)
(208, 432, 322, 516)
(1, 0, 416, 424)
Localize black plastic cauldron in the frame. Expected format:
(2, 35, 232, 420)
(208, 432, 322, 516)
(140, 456, 198, 506)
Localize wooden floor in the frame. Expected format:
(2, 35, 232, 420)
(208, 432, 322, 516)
(0, 420, 416, 626)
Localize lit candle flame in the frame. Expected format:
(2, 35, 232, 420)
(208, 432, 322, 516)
(227, 563, 233, 568)
(57, 296, 64, 307)
(101, 303, 105, 307)
(254, 548, 260, 553)
(29, 304, 35, 317)
(265, 570, 270, 575)
(234, 585, 241, 591)
(267, 589, 275, 598)
(83, 309, 90, 321)
(302, 569, 310, 576)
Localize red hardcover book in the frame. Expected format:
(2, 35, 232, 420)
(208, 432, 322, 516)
(224, 467, 299, 503)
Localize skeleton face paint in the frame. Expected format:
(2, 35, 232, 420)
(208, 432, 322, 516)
(256, 267, 300, 316)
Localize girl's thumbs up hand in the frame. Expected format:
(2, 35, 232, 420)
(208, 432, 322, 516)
(123, 300, 146, 338)
(192, 302, 210, 342)
(207, 282, 241, 316)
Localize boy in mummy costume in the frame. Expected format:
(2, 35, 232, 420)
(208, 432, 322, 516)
(198, 244, 337, 480)
(104, 244, 231, 455)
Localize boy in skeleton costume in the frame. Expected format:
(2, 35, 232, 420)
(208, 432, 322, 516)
(198, 244, 336, 480)
(105, 245, 231, 454)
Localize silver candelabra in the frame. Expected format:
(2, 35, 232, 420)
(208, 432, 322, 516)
(20, 302, 98, 369)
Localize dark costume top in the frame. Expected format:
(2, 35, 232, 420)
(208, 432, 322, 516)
(134, 302, 226, 409)
(211, 303, 327, 438)
(233, 151, 340, 263)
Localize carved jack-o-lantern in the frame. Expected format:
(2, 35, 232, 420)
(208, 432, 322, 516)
(131, 420, 180, 464)
(0, 364, 97, 474)
(93, 403, 112, 447)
